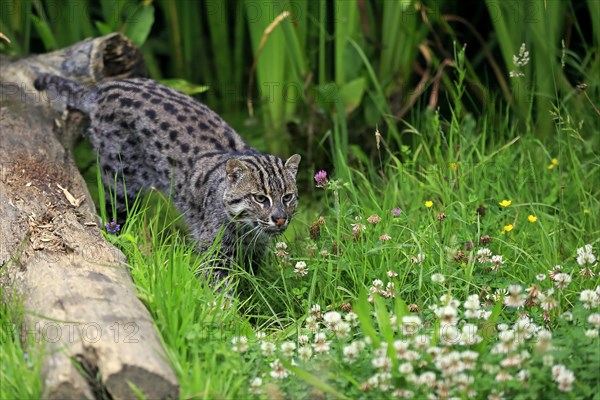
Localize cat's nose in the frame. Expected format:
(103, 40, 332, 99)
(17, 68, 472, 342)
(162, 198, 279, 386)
(272, 216, 287, 226)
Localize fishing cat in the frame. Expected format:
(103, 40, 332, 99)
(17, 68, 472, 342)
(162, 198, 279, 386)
(34, 74, 301, 279)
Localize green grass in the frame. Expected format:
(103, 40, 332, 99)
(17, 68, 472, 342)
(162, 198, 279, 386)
(0, 291, 44, 399)
(79, 49, 596, 398)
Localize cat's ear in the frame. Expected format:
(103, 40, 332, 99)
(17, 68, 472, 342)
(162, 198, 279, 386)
(284, 154, 301, 175)
(226, 158, 249, 183)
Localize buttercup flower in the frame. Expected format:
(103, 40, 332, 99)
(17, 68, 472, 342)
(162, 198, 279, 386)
(528, 215, 537, 223)
(425, 200, 433, 208)
(548, 158, 559, 170)
(504, 224, 514, 232)
(499, 200, 512, 207)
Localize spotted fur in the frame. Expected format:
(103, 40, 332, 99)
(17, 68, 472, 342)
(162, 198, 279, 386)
(34, 74, 301, 277)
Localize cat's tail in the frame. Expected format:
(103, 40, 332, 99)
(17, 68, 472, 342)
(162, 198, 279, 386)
(33, 73, 95, 113)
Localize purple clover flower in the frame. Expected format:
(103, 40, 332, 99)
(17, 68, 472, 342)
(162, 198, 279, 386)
(314, 170, 329, 188)
(392, 208, 402, 217)
(105, 220, 121, 234)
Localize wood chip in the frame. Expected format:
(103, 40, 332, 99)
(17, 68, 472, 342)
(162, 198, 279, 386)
(57, 183, 83, 207)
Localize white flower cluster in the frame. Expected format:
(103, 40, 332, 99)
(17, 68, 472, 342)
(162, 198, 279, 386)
(576, 244, 597, 266)
(510, 42, 529, 78)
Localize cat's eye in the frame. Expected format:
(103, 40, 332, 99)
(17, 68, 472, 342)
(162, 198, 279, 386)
(253, 194, 269, 205)
(282, 193, 294, 203)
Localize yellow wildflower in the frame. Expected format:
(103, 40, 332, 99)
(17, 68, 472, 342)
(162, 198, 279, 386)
(425, 200, 433, 208)
(528, 215, 537, 223)
(504, 224, 514, 232)
(499, 200, 512, 207)
(450, 162, 458, 171)
(548, 158, 559, 170)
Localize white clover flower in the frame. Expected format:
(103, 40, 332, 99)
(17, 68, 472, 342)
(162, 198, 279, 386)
(323, 311, 342, 330)
(463, 294, 481, 311)
(539, 290, 558, 311)
(345, 311, 359, 326)
(461, 324, 482, 345)
(417, 371, 437, 388)
(435, 351, 464, 377)
(552, 365, 575, 392)
(580, 290, 600, 309)
(313, 332, 330, 353)
(384, 281, 396, 298)
(298, 345, 313, 361)
(431, 273, 445, 283)
(343, 342, 361, 363)
(368, 371, 392, 391)
(269, 359, 289, 379)
(393, 339, 409, 355)
(413, 334, 430, 350)
(398, 362, 414, 375)
(535, 329, 553, 352)
(231, 336, 248, 353)
(439, 324, 460, 346)
(370, 279, 385, 294)
(461, 350, 479, 369)
(436, 305, 459, 325)
(491, 255, 505, 265)
(553, 273, 572, 289)
(588, 313, 600, 328)
(561, 311, 573, 321)
(495, 370, 512, 382)
(305, 315, 319, 332)
(294, 261, 308, 277)
(585, 329, 599, 338)
(255, 331, 266, 340)
(536, 274, 546, 281)
(249, 377, 262, 394)
(334, 321, 351, 339)
(516, 369, 530, 382)
(387, 269, 398, 278)
(372, 355, 393, 371)
(504, 284, 526, 308)
(577, 244, 596, 266)
(500, 353, 523, 368)
(477, 248, 492, 263)
(298, 334, 309, 346)
(514, 317, 537, 343)
(280, 341, 296, 357)
(261, 341, 276, 356)
(309, 304, 322, 318)
(402, 316, 422, 336)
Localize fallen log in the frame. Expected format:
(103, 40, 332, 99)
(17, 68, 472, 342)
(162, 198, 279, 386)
(0, 33, 178, 399)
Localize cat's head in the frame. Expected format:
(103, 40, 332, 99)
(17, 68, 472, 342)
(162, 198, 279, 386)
(223, 154, 301, 235)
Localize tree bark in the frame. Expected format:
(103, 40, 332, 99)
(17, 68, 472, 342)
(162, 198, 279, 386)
(0, 34, 178, 400)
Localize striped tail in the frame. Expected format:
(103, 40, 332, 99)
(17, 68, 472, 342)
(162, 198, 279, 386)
(33, 74, 94, 113)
